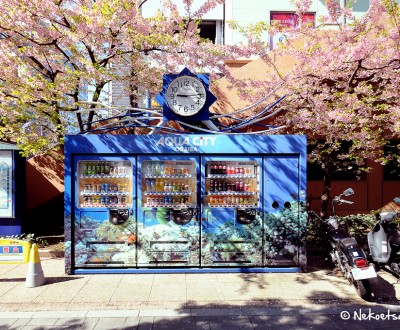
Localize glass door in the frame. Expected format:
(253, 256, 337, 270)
(137, 155, 200, 267)
(73, 156, 136, 268)
(201, 156, 263, 267)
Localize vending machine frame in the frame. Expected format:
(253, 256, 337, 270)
(65, 134, 307, 274)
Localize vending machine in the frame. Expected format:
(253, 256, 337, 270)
(69, 156, 136, 268)
(65, 134, 307, 274)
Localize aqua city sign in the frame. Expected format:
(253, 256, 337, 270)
(156, 136, 217, 152)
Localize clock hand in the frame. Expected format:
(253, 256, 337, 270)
(176, 94, 204, 97)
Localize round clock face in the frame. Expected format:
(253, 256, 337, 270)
(166, 75, 207, 116)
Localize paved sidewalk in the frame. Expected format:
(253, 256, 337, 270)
(1, 256, 400, 329)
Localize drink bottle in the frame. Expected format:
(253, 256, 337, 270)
(86, 162, 91, 175)
(222, 164, 227, 174)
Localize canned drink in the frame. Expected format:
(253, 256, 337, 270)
(121, 196, 126, 205)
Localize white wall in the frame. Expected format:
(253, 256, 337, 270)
(224, 0, 372, 45)
(141, 0, 224, 19)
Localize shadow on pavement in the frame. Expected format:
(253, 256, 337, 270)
(0, 276, 83, 284)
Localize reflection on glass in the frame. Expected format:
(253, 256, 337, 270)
(205, 160, 259, 208)
(141, 160, 197, 208)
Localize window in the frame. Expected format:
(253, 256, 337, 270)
(0, 150, 13, 218)
(198, 20, 223, 45)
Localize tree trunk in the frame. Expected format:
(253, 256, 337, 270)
(320, 161, 333, 219)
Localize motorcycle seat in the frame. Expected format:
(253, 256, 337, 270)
(340, 237, 358, 247)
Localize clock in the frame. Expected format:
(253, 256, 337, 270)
(166, 75, 207, 116)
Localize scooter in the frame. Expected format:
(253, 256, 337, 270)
(309, 188, 376, 300)
(367, 197, 400, 279)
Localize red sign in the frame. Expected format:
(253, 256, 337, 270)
(270, 12, 315, 28)
(270, 12, 315, 50)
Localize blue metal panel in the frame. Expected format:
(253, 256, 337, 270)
(64, 134, 307, 156)
(263, 156, 306, 268)
(73, 267, 301, 274)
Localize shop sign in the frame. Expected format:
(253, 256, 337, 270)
(270, 12, 315, 50)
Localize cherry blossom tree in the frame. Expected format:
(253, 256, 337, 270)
(0, 0, 262, 156)
(254, 0, 400, 216)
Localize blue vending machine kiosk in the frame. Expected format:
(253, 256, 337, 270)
(64, 134, 307, 274)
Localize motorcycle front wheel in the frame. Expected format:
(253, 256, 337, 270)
(354, 279, 372, 301)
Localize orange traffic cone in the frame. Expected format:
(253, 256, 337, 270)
(26, 243, 46, 288)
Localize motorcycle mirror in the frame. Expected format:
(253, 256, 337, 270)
(394, 197, 400, 205)
(342, 188, 354, 196)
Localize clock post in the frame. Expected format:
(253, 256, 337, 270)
(153, 67, 217, 133)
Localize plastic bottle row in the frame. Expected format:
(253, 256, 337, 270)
(82, 195, 128, 207)
(145, 179, 191, 193)
(209, 179, 255, 192)
(82, 183, 129, 194)
(82, 161, 128, 177)
(209, 164, 253, 176)
(145, 196, 191, 207)
(209, 196, 256, 206)
(145, 163, 191, 177)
